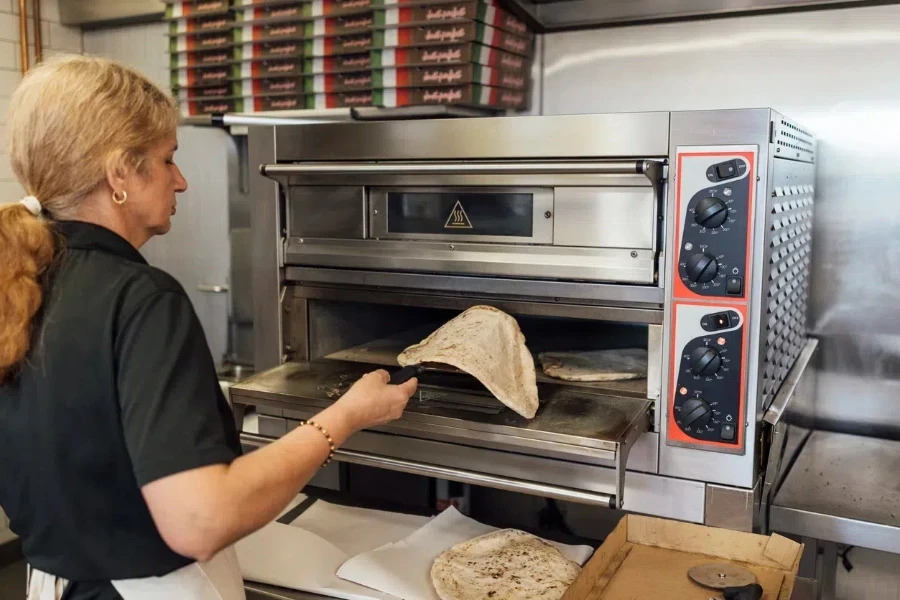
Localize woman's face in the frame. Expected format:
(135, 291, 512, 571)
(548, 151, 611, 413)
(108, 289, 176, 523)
(126, 135, 188, 237)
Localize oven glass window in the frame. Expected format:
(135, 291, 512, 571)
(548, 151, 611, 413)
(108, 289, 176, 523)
(386, 192, 534, 237)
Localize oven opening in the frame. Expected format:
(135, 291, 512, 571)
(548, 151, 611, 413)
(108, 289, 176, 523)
(308, 299, 652, 404)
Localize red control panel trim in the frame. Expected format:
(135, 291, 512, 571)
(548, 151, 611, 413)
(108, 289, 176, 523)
(667, 149, 757, 451)
(667, 302, 748, 449)
(672, 151, 756, 302)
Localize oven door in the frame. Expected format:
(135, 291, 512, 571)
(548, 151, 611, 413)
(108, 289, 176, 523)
(266, 160, 666, 286)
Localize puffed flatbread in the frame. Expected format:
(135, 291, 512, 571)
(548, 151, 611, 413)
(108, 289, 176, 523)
(398, 305, 539, 419)
(431, 529, 581, 600)
(539, 348, 648, 382)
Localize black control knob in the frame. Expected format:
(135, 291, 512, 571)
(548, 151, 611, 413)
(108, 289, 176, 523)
(679, 397, 713, 430)
(690, 346, 722, 376)
(686, 253, 719, 283)
(694, 196, 729, 229)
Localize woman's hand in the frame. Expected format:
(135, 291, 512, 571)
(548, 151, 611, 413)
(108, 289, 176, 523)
(334, 370, 418, 431)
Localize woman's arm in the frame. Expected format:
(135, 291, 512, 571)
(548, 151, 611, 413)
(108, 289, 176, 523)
(141, 370, 417, 563)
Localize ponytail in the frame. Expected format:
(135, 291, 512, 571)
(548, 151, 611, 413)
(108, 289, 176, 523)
(0, 203, 56, 384)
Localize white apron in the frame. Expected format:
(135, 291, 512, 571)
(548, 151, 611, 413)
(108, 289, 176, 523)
(26, 546, 246, 600)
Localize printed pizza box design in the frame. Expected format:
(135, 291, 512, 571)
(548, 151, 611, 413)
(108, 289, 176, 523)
(302, 33, 376, 56)
(303, 71, 374, 92)
(232, 58, 305, 79)
(235, 77, 306, 95)
(373, 22, 532, 56)
(170, 48, 236, 69)
(234, 22, 307, 43)
(375, 1, 528, 36)
(171, 65, 233, 88)
(238, 2, 378, 21)
(304, 91, 375, 108)
(237, 4, 305, 22)
(234, 40, 305, 61)
(374, 64, 528, 89)
(303, 14, 376, 36)
(371, 43, 529, 72)
(304, 0, 383, 17)
(373, 84, 526, 109)
(174, 82, 238, 100)
(168, 13, 235, 35)
(303, 53, 373, 74)
(182, 97, 245, 115)
(169, 31, 234, 52)
(165, 1, 231, 20)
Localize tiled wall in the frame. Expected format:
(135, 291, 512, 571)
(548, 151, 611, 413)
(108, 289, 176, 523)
(0, 0, 82, 545)
(0, 0, 82, 202)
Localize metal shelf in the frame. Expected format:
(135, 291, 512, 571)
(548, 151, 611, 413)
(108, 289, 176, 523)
(503, 0, 897, 32)
(770, 430, 900, 555)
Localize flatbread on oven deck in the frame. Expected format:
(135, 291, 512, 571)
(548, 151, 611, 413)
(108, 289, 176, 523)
(430, 529, 581, 600)
(397, 305, 539, 419)
(539, 348, 648, 382)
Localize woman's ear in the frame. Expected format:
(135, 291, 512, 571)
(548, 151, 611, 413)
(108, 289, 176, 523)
(104, 150, 131, 197)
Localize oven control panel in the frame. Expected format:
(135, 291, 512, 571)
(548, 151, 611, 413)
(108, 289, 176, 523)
(667, 146, 757, 455)
(675, 151, 755, 299)
(670, 305, 745, 447)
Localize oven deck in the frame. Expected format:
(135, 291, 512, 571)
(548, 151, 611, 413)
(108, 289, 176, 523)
(234, 359, 651, 466)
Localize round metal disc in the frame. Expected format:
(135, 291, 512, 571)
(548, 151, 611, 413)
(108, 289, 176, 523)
(688, 563, 758, 589)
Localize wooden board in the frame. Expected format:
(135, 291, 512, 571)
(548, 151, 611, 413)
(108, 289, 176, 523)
(599, 545, 785, 600)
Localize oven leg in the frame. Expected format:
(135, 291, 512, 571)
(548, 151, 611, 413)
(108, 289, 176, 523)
(815, 540, 838, 600)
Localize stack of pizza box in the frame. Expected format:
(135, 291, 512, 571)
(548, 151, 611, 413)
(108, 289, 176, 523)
(169, 0, 535, 115)
(167, 1, 241, 116)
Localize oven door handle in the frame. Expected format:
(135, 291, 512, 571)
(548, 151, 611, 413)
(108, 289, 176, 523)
(261, 160, 663, 181)
(240, 433, 618, 509)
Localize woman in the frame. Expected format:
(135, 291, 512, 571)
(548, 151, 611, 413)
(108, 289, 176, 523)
(0, 55, 418, 600)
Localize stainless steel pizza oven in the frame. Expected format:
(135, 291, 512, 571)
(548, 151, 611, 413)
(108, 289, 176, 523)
(230, 111, 819, 529)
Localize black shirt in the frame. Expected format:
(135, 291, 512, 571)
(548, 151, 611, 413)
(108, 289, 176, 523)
(0, 221, 242, 597)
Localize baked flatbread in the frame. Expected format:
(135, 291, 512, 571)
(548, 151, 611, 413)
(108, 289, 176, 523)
(539, 348, 648, 382)
(398, 306, 539, 419)
(431, 529, 581, 600)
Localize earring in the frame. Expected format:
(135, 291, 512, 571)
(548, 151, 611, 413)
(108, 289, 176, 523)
(112, 190, 128, 205)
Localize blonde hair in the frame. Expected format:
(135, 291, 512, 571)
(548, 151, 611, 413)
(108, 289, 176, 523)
(0, 54, 180, 384)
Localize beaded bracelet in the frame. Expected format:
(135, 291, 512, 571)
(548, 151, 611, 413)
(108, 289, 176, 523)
(302, 419, 336, 466)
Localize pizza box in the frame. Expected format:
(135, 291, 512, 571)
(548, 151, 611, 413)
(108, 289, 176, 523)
(303, 71, 374, 92)
(169, 30, 234, 52)
(236, 2, 376, 22)
(170, 48, 236, 69)
(233, 23, 378, 47)
(373, 63, 527, 89)
(171, 64, 234, 88)
(232, 0, 505, 7)
(181, 97, 245, 115)
(167, 13, 235, 35)
(372, 84, 526, 109)
(374, 1, 528, 36)
(303, 33, 377, 55)
(561, 515, 804, 600)
(174, 82, 240, 100)
(165, 1, 231, 20)
(373, 22, 533, 56)
(231, 58, 305, 79)
(237, 10, 376, 35)
(371, 42, 530, 72)
(303, 53, 373, 73)
(234, 40, 305, 61)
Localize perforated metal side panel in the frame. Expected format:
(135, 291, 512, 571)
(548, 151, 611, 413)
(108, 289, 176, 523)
(772, 117, 816, 163)
(761, 118, 816, 410)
